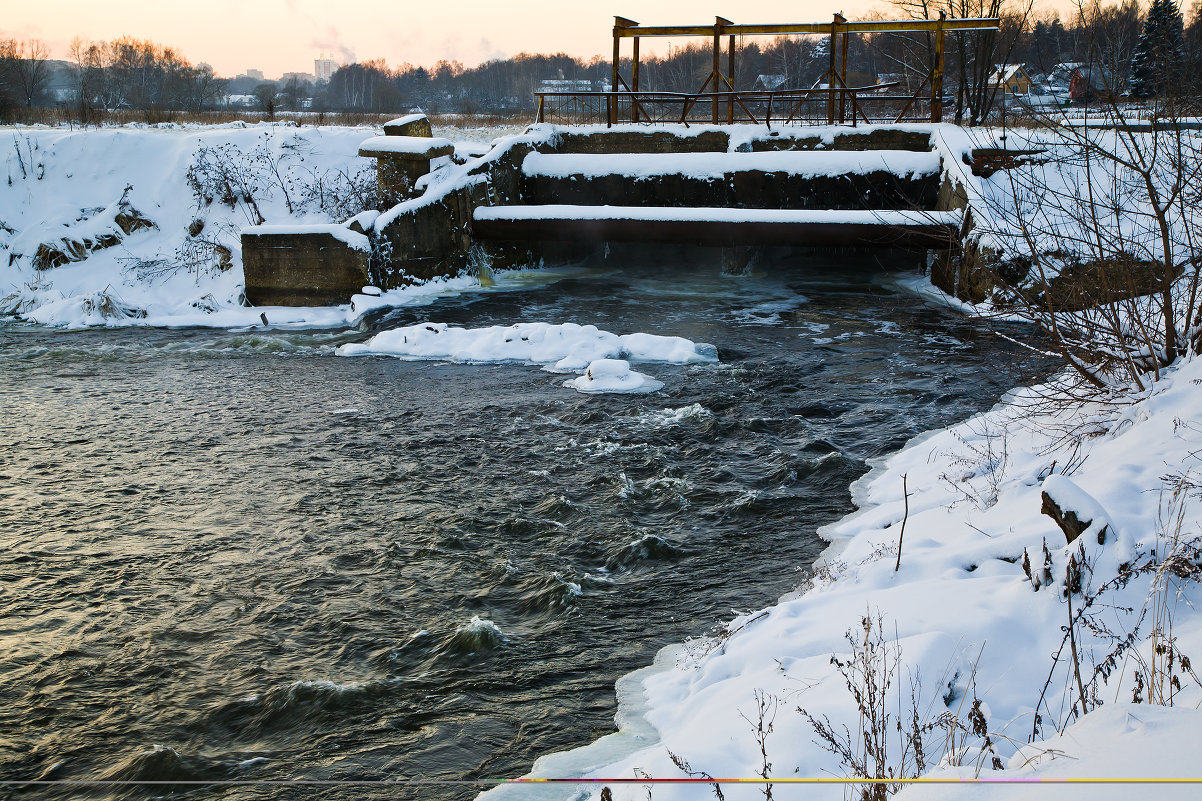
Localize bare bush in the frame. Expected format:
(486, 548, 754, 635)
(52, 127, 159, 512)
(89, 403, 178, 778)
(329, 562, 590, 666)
(186, 135, 379, 227)
(1031, 475, 1202, 741)
(186, 141, 268, 225)
(970, 6, 1202, 396)
(798, 614, 984, 800)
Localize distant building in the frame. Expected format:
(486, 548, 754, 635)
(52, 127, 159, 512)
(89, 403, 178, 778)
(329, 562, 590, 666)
(245, 68, 264, 80)
(282, 72, 315, 85)
(315, 58, 336, 83)
(1069, 65, 1118, 102)
(753, 74, 787, 91)
(988, 64, 1033, 96)
(1049, 62, 1086, 90)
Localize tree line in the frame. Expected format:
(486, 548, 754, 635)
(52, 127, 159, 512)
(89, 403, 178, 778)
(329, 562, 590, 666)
(3, 1, 1202, 124)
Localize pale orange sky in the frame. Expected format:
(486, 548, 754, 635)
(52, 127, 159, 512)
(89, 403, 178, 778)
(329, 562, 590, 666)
(3, 0, 908, 79)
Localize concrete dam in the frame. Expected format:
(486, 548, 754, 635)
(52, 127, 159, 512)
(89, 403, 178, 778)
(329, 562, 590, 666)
(241, 117, 975, 307)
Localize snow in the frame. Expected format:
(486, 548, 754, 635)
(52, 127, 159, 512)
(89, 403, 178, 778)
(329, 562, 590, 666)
(522, 150, 943, 180)
(357, 135, 454, 156)
(336, 321, 718, 374)
(0, 124, 525, 329)
(13, 275, 488, 330)
(563, 359, 664, 394)
(242, 224, 370, 251)
(895, 705, 1202, 799)
(385, 113, 428, 128)
(0, 125, 371, 327)
(476, 205, 962, 226)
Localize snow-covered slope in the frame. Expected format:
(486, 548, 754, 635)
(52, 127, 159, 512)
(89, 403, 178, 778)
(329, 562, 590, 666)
(0, 122, 494, 328)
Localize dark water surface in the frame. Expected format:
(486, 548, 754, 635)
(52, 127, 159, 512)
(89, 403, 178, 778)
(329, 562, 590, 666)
(0, 253, 1043, 800)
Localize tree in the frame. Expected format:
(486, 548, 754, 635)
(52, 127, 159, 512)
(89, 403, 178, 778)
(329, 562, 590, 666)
(279, 76, 308, 111)
(1130, 0, 1186, 97)
(252, 82, 277, 118)
(2, 38, 52, 107)
(883, 0, 1034, 125)
(967, 8, 1202, 392)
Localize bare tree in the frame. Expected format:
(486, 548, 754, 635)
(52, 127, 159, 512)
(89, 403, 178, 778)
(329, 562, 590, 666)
(883, 0, 1033, 124)
(969, 4, 1202, 391)
(2, 38, 52, 107)
(252, 83, 277, 119)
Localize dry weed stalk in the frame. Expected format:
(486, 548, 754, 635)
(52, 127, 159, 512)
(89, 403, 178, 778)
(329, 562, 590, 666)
(798, 614, 980, 800)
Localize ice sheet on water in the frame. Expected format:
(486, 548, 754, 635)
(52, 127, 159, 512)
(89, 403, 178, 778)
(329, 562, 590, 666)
(336, 321, 717, 371)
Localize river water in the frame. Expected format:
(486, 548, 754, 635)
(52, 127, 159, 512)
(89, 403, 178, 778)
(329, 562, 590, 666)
(0, 251, 1044, 799)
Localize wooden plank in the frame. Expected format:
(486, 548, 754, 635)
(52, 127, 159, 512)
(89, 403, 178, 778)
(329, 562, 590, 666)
(932, 12, 946, 122)
(610, 27, 620, 126)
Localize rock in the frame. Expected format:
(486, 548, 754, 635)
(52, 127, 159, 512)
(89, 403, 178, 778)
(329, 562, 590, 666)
(1040, 255, 1181, 312)
(1041, 491, 1097, 544)
(213, 244, 233, 272)
(113, 203, 155, 235)
(1041, 475, 1111, 545)
(963, 147, 1047, 178)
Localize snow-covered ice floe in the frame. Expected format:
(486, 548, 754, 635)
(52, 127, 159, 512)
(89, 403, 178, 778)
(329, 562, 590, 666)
(337, 322, 717, 394)
(562, 359, 663, 394)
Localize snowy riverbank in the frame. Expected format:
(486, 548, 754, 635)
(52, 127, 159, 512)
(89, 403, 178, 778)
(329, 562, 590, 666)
(486, 289, 1202, 798)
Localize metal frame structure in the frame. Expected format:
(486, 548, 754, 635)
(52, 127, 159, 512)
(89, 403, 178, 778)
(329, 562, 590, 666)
(533, 14, 1000, 126)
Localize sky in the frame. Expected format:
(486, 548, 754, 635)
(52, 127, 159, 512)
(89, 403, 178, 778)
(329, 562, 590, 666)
(3, 0, 891, 79)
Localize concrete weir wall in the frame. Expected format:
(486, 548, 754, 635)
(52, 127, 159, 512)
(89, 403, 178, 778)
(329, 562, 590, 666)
(242, 226, 370, 307)
(241, 121, 962, 307)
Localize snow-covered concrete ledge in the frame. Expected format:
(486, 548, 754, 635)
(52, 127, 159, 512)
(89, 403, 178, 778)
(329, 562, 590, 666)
(521, 150, 943, 179)
(357, 135, 456, 158)
(474, 206, 962, 225)
(242, 224, 370, 251)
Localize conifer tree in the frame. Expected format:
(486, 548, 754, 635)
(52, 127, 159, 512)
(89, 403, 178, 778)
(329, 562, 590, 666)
(1130, 0, 1186, 97)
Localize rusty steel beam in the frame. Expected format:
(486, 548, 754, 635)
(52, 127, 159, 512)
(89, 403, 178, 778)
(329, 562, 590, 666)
(613, 18, 999, 37)
(932, 12, 947, 122)
(611, 17, 638, 126)
(727, 32, 736, 123)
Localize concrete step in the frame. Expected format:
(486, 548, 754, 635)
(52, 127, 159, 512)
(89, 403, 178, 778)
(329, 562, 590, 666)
(521, 150, 943, 210)
(473, 205, 960, 248)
